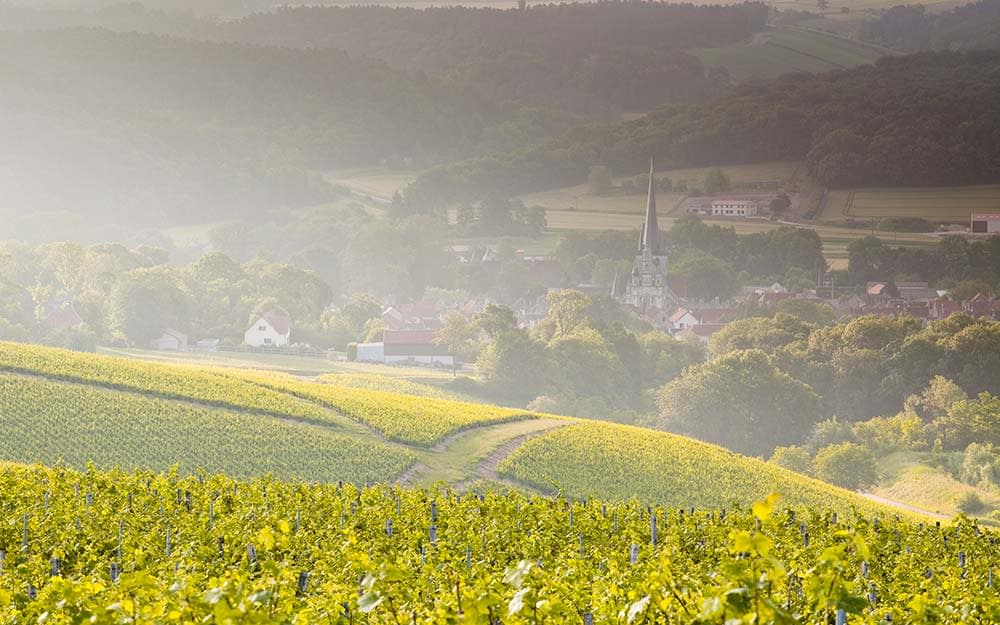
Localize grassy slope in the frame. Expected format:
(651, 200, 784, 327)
(872, 451, 1000, 519)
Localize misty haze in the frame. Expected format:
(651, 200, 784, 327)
(1, 0, 999, 622)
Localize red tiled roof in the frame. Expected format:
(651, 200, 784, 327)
(383, 329, 438, 345)
(261, 311, 291, 335)
(694, 308, 738, 324)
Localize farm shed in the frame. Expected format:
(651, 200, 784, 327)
(971, 213, 1000, 233)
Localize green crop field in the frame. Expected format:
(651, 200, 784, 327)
(821, 186, 1000, 223)
(521, 161, 800, 215)
(1, 464, 995, 623)
(0, 341, 916, 515)
(0, 373, 414, 483)
(692, 27, 887, 81)
(499, 420, 886, 512)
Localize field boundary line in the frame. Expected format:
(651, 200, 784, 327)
(454, 420, 573, 491)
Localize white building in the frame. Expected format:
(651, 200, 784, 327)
(711, 199, 757, 217)
(245, 310, 291, 348)
(383, 330, 454, 367)
(150, 328, 187, 351)
(356, 342, 386, 363)
(668, 308, 700, 332)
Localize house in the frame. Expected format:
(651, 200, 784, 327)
(43, 301, 84, 333)
(963, 293, 1000, 319)
(383, 329, 454, 367)
(667, 306, 738, 333)
(150, 328, 187, 351)
(929, 297, 961, 320)
(245, 310, 291, 348)
(711, 199, 757, 217)
(669, 307, 700, 332)
(971, 213, 1000, 234)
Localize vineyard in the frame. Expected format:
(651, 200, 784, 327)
(0, 464, 997, 624)
(0, 374, 413, 484)
(215, 369, 536, 446)
(0, 342, 537, 446)
(499, 422, 889, 513)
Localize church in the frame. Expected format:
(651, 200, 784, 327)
(616, 159, 681, 326)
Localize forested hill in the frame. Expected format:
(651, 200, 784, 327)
(864, 0, 1000, 53)
(215, 2, 769, 114)
(2, 2, 770, 117)
(402, 51, 1000, 207)
(0, 28, 577, 226)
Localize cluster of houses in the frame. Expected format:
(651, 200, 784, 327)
(657, 281, 1000, 344)
(149, 309, 292, 352)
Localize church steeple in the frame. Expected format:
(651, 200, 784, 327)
(641, 157, 660, 254)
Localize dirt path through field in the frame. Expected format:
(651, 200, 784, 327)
(859, 492, 950, 520)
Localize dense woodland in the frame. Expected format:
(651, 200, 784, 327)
(2, 2, 767, 116)
(0, 28, 578, 226)
(864, 0, 1000, 52)
(214, 3, 768, 115)
(402, 51, 1000, 207)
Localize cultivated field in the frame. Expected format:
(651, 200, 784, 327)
(821, 186, 1000, 223)
(520, 161, 801, 215)
(4, 464, 983, 623)
(0, 341, 905, 513)
(691, 27, 886, 81)
(323, 167, 418, 202)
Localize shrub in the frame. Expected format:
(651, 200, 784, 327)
(955, 492, 987, 515)
(807, 417, 856, 454)
(769, 445, 813, 475)
(959, 443, 999, 488)
(813, 442, 878, 490)
(851, 413, 927, 453)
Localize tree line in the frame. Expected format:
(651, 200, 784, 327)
(400, 51, 1000, 209)
(0, 28, 578, 226)
(863, 0, 1000, 52)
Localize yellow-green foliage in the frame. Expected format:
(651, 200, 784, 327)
(0, 343, 524, 445)
(0, 464, 995, 623)
(0, 342, 329, 423)
(0, 374, 414, 483)
(499, 421, 891, 512)
(233, 371, 536, 445)
(317, 373, 459, 400)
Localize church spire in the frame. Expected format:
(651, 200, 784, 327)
(641, 157, 660, 253)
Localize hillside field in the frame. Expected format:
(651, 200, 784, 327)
(0, 341, 912, 514)
(692, 27, 888, 81)
(820, 185, 1000, 224)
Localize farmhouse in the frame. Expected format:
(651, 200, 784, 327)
(971, 213, 1000, 234)
(245, 310, 291, 348)
(711, 199, 757, 217)
(150, 328, 187, 351)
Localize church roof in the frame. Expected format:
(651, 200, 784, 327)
(641, 158, 661, 254)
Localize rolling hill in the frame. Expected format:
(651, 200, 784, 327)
(0, 341, 904, 514)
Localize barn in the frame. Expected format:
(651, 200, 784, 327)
(970, 213, 1000, 234)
